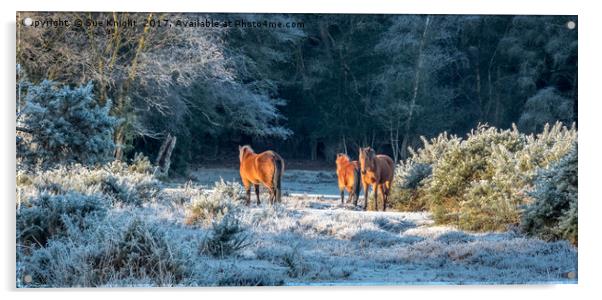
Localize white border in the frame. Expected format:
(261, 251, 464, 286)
(2, 1, 600, 300)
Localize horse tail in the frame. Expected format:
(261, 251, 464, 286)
(273, 154, 284, 203)
(352, 165, 361, 202)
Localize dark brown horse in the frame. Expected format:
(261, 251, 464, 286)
(359, 147, 394, 211)
(239, 145, 285, 205)
(335, 153, 361, 205)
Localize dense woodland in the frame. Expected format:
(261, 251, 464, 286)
(17, 13, 577, 172)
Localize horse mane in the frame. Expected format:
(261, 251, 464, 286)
(239, 145, 255, 162)
(337, 153, 351, 163)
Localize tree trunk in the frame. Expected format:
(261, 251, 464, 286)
(310, 138, 317, 161)
(113, 13, 153, 160)
(401, 15, 431, 160)
(114, 126, 125, 161)
(155, 133, 177, 176)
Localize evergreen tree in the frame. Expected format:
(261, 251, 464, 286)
(17, 80, 118, 167)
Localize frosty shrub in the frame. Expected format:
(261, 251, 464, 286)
(129, 152, 154, 174)
(212, 180, 247, 203)
(19, 215, 198, 287)
(201, 213, 250, 258)
(17, 192, 108, 246)
(19, 161, 161, 206)
(389, 133, 460, 211)
(389, 161, 432, 211)
(426, 123, 576, 231)
(184, 181, 244, 226)
(281, 246, 309, 278)
(17, 80, 118, 168)
(112, 218, 190, 283)
(399, 163, 432, 190)
(521, 144, 578, 245)
(409, 133, 462, 165)
(391, 122, 576, 231)
(216, 267, 284, 286)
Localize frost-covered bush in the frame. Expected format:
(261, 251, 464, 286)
(389, 161, 432, 211)
(17, 80, 118, 168)
(129, 152, 154, 174)
(409, 133, 462, 165)
(280, 246, 310, 278)
(18, 161, 161, 206)
(521, 144, 578, 245)
(390, 122, 576, 231)
(212, 180, 247, 202)
(398, 162, 432, 190)
(201, 213, 250, 258)
(19, 214, 200, 287)
(389, 133, 460, 212)
(17, 192, 109, 246)
(216, 267, 284, 286)
(184, 181, 249, 257)
(427, 123, 576, 231)
(113, 218, 190, 283)
(184, 181, 244, 226)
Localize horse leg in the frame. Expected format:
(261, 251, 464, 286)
(340, 189, 345, 204)
(254, 184, 260, 205)
(373, 183, 379, 211)
(379, 184, 386, 211)
(267, 187, 274, 205)
(363, 183, 369, 211)
(384, 182, 391, 211)
(383, 181, 391, 211)
(245, 187, 251, 206)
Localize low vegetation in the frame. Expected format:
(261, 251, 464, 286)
(184, 180, 245, 226)
(17, 160, 161, 207)
(390, 122, 577, 234)
(521, 144, 578, 245)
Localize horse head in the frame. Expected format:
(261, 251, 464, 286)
(239, 145, 254, 162)
(359, 147, 376, 175)
(336, 153, 350, 165)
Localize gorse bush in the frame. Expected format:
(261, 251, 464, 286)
(129, 152, 154, 174)
(112, 218, 190, 283)
(184, 181, 245, 226)
(389, 161, 432, 211)
(212, 179, 247, 203)
(185, 181, 249, 258)
(201, 213, 250, 258)
(398, 162, 432, 190)
(17, 80, 118, 169)
(427, 125, 527, 230)
(17, 192, 109, 246)
(17, 160, 160, 207)
(19, 215, 198, 287)
(390, 122, 577, 233)
(521, 144, 578, 245)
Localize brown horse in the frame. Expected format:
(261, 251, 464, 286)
(239, 145, 285, 205)
(335, 153, 361, 205)
(359, 147, 394, 211)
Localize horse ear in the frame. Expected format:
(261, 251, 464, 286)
(368, 148, 376, 158)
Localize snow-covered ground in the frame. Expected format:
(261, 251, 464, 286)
(149, 168, 578, 285)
